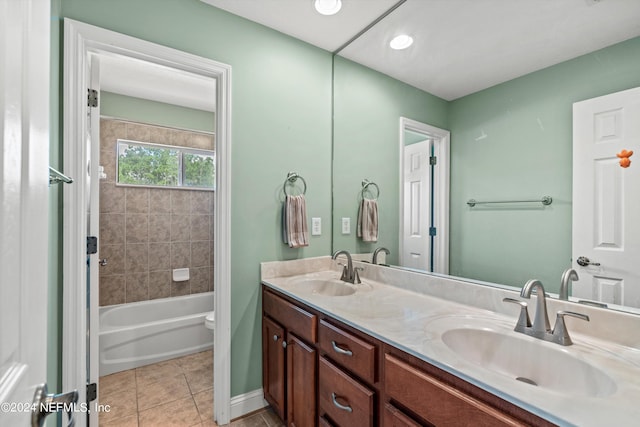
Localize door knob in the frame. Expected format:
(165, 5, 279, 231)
(31, 383, 78, 427)
(576, 256, 600, 267)
(99, 258, 108, 266)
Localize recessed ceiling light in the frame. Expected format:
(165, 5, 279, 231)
(314, 0, 342, 16)
(390, 34, 414, 50)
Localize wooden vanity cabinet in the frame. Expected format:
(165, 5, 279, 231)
(383, 403, 422, 427)
(262, 285, 557, 427)
(287, 334, 317, 427)
(262, 316, 286, 420)
(318, 356, 375, 427)
(384, 354, 524, 427)
(263, 289, 318, 427)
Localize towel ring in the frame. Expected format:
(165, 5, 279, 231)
(283, 171, 307, 196)
(361, 179, 380, 200)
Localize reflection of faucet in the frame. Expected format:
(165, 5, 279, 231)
(559, 268, 578, 300)
(504, 279, 590, 345)
(372, 247, 390, 265)
(332, 250, 361, 284)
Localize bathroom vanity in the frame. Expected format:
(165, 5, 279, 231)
(261, 256, 640, 427)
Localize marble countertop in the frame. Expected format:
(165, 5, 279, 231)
(261, 257, 640, 427)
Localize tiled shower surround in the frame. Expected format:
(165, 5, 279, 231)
(99, 118, 215, 306)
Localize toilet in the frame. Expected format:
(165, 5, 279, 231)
(204, 311, 215, 331)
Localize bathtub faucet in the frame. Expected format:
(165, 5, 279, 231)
(332, 250, 361, 284)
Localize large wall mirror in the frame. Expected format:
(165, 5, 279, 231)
(331, 1, 640, 313)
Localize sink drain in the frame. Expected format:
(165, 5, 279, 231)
(515, 377, 538, 386)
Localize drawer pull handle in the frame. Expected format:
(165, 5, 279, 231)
(273, 334, 279, 342)
(331, 392, 353, 413)
(331, 341, 353, 356)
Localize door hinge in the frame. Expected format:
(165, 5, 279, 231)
(429, 156, 437, 166)
(87, 236, 98, 255)
(88, 89, 98, 108)
(429, 227, 437, 236)
(86, 383, 97, 402)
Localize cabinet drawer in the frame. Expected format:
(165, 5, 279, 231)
(383, 403, 422, 427)
(385, 354, 524, 427)
(319, 319, 377, 383)
(263, 289, 317, 343)
(319, 357, 374, 427)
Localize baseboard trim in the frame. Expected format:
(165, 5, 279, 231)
(230, 388, 268, 420)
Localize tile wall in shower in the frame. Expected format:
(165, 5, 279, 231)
(98, 118, 215, 306)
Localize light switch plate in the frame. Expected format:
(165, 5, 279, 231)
(311, 217, 321, 236)
(341, 217, 350, 234)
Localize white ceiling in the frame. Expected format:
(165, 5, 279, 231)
(201, 0, 640, 101)
(99, 53, 217, 112)
(201, 0, 399, 52)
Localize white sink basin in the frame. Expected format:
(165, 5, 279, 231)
(441, 327, 617, 398)
(288, 278, 356, 296)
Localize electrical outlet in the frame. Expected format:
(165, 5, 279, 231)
(341, 217, 351, 234)
(311, 217, 321, 236)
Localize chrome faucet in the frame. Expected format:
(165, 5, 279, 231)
(372, 247, 390, 265)
(504, 279, 590, 345)
(559, 268, 579, 300)
(332, 250, 361, 284)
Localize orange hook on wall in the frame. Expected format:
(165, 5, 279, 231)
(617, 149, 633, 168)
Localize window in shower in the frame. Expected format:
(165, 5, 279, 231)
(117, 139, 215, 190)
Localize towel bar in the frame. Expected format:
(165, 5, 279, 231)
(283, 171, 307, 196)
(467, 196, 552, 207)
(361, 179, 379, 200)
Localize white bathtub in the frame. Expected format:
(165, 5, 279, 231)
(99, 292, 214, 376)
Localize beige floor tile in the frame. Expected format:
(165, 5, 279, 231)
(176, 349, 213, 373)
(137, 374, 191, 411)
(136, 359, 184, 387)
(99, 388, 137, 424)
(138, 397, 201, 427)
(192, 388, 214, 422)
(260, 408, 285, 427)
(198, 420, 219, 427)
(230, 411, 269, 427)
(100, 413, 138, 427)
(100, 369, 136, 398)
(185, 365, 214, 394)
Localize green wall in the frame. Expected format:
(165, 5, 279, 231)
(60, 0, 333, 397)
(101, 91, 215, 133)
(332, 56, 449, 263)
(448, 36, 640, 292)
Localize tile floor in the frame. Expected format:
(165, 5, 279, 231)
(98, 350, 284, 427)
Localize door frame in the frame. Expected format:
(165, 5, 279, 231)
(63, 19, 232, 425)
(399, 117, 450, 273)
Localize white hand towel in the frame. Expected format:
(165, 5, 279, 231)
(285, 194, 309, 248)
(357, 199, 378, 242)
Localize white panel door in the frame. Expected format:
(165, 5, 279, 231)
(0, 0, 50, 425)
(573, 87, 640, 307)
(402, 140, 431, 270)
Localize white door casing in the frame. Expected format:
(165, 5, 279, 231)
(402, 139, 431, 270)
(64, 19, 233, 425)
(572, 86, 640, 308)
(87, 55, 101, 427)
(399, 118, 450, 274)
(0, 0, 50, 425)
